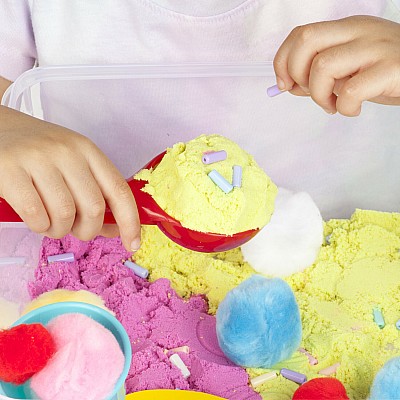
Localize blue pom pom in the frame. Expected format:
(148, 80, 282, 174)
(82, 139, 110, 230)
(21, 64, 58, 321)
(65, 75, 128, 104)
(216, 274, 302, 368)
(370, 357, 400, 399)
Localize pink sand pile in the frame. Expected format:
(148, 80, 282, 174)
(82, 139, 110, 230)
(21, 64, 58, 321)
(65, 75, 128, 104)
(29, 235, 260, 399)
(31, 313, 124, 400)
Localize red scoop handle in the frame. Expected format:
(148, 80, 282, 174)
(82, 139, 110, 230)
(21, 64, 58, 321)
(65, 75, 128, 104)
(0, 197, 20, 222)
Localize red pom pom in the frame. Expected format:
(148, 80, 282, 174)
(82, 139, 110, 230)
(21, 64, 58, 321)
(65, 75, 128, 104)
(293, 377, 349, 400)
(0, 324, 56, 384)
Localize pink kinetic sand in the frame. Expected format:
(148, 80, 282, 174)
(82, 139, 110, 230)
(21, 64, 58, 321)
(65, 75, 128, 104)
(30, 313, 124, 400)
(29, 235, 261, 399)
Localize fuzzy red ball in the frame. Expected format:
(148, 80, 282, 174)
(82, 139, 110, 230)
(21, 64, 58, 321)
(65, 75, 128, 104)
(0, 324, 56, 384)
(292, 377, 349, 400)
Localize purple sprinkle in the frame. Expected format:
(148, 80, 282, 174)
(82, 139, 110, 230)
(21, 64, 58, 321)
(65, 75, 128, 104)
(202, 150, 227, 165)
(208, 170, 233, 194)
(232, 165, 242, 188)
(267, 84, 284, 97)
(280, 368, 307, 385)
(124, 260, 149, 279)
(47, 252, 75, 263)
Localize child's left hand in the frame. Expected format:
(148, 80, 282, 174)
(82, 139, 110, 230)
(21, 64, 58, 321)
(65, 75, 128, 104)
(273, 15, 400, 116)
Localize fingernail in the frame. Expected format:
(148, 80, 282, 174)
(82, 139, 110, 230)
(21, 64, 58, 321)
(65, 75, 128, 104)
(323, 108, 336, 115)
(130, 238, 141, 252)
(276, 77, 286, 90)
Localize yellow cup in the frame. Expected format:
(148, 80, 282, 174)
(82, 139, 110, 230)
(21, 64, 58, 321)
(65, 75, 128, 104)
(126, 390, 225, 399)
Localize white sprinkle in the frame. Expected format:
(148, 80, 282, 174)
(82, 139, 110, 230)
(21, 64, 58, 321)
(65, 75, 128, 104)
(250, 372, 277, 387)
(0, 257, 26, 266)
(169, 353, 190, 379)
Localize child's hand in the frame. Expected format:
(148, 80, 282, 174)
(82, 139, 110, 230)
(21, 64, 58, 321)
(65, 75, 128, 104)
(0, 106, 141, 251)
(273, 16, 400, 116)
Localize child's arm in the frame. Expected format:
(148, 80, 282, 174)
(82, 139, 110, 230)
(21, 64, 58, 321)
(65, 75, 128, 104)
(0, 76, 141, 251)
(273, 15, 400, 116)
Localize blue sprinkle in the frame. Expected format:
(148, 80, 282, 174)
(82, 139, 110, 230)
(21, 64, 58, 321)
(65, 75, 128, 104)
(208, 170, 233, 194)
(232, 165, 242, 188)
(124, 260, 149, 279)
(373, 307, 385, 329)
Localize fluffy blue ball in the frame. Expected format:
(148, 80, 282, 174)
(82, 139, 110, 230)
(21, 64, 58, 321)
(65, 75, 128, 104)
(216, 274, 302, 368)
(369, 357, 400, 399)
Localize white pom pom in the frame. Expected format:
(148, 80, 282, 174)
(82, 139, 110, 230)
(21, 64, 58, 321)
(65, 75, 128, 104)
(241, 187, 323, 277)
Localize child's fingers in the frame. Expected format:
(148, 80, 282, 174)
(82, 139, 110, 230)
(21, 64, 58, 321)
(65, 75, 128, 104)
(99, 224, 120, 238)
(0, 167, 50, 234)
(273, 35, 295, 91)
(308, 41, 372, 113)
(88, 150, 141, 252)
(31, 167, 76, 238)
(63, 165, 106, 241)
(336, 62, 394, 116)
(274, 18, 355, 91)
(288, 83, 311, 97)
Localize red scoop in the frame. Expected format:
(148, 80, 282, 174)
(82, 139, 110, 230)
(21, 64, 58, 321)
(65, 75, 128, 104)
(0, 152, 258, 253)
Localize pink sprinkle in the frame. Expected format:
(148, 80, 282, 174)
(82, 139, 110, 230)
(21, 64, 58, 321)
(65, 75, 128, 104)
(298, 348, 318, 365)
(318, 362, 340, 376)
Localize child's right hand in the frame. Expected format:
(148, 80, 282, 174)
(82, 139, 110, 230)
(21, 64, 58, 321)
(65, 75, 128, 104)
(0, 105, 141, 252)
(273, 15, 400, 116)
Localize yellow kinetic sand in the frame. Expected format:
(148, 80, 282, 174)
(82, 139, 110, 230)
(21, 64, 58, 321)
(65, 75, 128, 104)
(23, 289, 114, 315)
(252, 210, 400, 400)
(135, 225, 255, 314)
(135, 134, 277, 235)
(138, 210, 400, 400)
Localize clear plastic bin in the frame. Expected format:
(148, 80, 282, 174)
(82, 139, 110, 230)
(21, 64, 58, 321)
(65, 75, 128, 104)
(0, 63, 398, 398)
(0, 61, 399, 323)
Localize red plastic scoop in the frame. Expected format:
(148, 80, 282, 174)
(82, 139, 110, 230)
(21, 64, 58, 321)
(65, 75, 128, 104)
(0, 152, 258, 252)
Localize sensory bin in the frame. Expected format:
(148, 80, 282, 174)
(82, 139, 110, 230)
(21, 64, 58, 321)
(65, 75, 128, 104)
(1, 136, 399, 399)
(9, 207, 394, 399)
(1, 62, 399, 399)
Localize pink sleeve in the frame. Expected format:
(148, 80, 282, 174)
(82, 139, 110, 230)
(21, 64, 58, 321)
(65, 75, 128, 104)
(0, 0, 37, 81)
